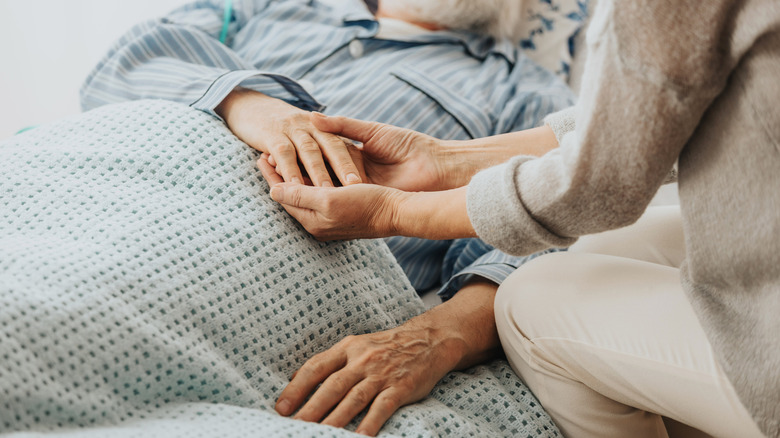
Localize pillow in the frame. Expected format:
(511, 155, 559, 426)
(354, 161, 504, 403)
(518, 0, 590, 80)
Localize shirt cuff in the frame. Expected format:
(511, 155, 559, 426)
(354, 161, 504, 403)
(543, 106, 576, 144)
(191, 70, 325, 118)
(436, 248, 561, 300)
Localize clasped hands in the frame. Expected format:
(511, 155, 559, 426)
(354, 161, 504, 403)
(217, 88, 475, 243)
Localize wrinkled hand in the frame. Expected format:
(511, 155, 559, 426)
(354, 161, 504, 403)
(217, 88, 362, 187)
(275, 325, 459, 436)
(310, 113, 450, 192)
(274, 281, 501, 436)
(259, 154, 406, 240)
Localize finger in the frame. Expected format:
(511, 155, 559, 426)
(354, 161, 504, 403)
(311, 131, 362, 186)
(310, 112, 385, 146)
(268, 138, 304, 184)
(267, 154, 277, 167)
(355, 388, 406, 436)
(276, 350, 347, 417)
(289, 130, 334, 187)
(261, 153, 313, 186)
(321, 379, 383, 428)
(294, 371, 365, 423)
(275, 194, 323, 232)
(347, 143, 369, 183)
(268, 182, 325, 210)
(258, 154, 284, 186)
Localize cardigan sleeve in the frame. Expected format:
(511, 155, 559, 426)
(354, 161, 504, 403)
(466, 0, 734, 256)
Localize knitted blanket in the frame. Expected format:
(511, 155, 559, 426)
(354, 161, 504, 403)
(0, 100, 559, 437)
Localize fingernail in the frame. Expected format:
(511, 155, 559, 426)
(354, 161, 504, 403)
(346, 173, 360, 183)
(321, 181, 334, 188)
(270, 185, 284, 203)
(276, 399, 292, 416)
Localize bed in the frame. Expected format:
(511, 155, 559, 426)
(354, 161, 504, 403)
(0, 1, 600, 436)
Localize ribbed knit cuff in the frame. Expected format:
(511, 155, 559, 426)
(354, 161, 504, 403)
(466, 160, 531, 256)
(543, 106, 576, 144)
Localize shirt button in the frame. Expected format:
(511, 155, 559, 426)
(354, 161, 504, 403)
(298, 79, 315, 94)
(348, 40, 364, 58)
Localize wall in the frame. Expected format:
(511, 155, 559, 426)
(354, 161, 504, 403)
(0, 0, 189, 140)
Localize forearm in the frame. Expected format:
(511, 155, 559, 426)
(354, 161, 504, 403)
(437, 125, 559, 188)
(394, 187, 477, 240)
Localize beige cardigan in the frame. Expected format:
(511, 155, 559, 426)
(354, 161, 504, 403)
(467, 0, 780, 435)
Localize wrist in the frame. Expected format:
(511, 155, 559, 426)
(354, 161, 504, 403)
(393, 188, 476, 240)
(215, 88, 277, 127)
(437, 126, 559, 188)
(403, 280, 501, 371)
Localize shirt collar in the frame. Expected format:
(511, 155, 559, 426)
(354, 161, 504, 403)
(322, 0, 375, 23)
(320, 0, 518, 65)
(384, 31, 518, 65)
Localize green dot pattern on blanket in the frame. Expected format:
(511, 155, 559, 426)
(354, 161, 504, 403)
(0, 100, 560, 437)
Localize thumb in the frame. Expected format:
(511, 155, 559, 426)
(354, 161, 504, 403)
(269, 182, 322, 209)
(310, 112, 384, 146)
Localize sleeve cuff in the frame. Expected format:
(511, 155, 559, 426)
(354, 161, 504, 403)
(467, 159, 576, 256)
(192, 70, 325, 117)
(436, 248, 561, 300)
(436, 264, 515, 300)
(543, 106, 576, 144)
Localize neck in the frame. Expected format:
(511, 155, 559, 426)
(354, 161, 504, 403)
(374, 3, 445, 31)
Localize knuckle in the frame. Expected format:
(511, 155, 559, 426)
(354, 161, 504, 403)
(319, 194, 337, 212)
(304, 357, 327, 377)
(379, 393, 402, 411)
(340, 335, 358, 346)
(328, 374, 349, 394)
(274, 142, 295, 155)
(278, 119, 292, 131)
(288, 188, 303, 206)
(350, 386, 372, 406)
(297, 139, 321, 154)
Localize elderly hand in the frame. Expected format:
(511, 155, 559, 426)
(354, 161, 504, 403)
(258, 154, 405, 240)
(216, 88, 362, 187)
(309, 113, 454, 192)
(311, 113, 563, 192)
(275, 280, 501, 436)
(259, 155, 476, 241)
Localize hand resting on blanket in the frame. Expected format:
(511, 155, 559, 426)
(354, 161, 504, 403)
(275, 280, 501, 436)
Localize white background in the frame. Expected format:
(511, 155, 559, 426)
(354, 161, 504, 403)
(0, 0, 189, 140)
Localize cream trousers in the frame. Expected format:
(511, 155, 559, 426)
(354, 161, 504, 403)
(494, 206, 765, 438)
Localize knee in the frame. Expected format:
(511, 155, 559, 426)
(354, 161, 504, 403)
(495, 250, 618, 343)
(495, 252, 578, 341)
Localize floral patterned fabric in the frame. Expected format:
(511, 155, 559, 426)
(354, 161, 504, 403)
(519, 0, 589, 80)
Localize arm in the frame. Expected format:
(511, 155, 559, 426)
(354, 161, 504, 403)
(308, 112, 560, 192)
(466, 0, 736, 256)
(275, 280, 501, 436)
(273, 0, 735, 248)
(80, 1, 319, 114)
(81, 1, 361, 187)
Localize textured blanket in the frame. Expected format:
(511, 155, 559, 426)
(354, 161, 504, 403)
(0, 100, 559, 437)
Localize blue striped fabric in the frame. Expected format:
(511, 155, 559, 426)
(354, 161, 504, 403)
(80, 0, 575, 298)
